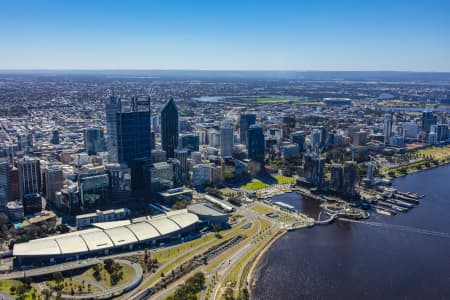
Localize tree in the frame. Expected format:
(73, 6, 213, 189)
(239, 287, 250, 300)
(224, 287, 235, 300)
(42, 289, 51, 300)
(144, 248, 149, 263)
(52, 271, 64, 284)
(57, 224, 70, 234)
(103, 259, 114, 273)
(172, 200, 189, 210)
(213, 224, 222, 237)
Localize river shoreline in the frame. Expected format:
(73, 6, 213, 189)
(246, 230, 287, 298)
(383, 154, 450, 179)
(251, 164, 450, 300)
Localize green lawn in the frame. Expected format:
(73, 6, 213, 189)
(241, 180, 268, 190)
(274, 175, 296, 184)
(251, 204, 296, 223)
(417, 145, 450, 160)
(78, 261, 136, 288)
(250, 204, 276, 215)
(0, 279, 38, 300)
(47, 278, 101, 294)
(223, 224, 276, 296)
(141, 221, 250, 288)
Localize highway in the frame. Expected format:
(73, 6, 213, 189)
(0, 258, 104, 280)
(137, 207, 262, 300)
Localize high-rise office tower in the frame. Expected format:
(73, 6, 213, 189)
(220, 121, 234, 157)
(384, 113, 393, 145)
(179, 133, 199, 153)
(208, 129, 220, 148)
(106, 96, 120, 162)
(291, 131, 306, 153)
(116, 98, 151, 168)
(318, 126, 327, 148)
(17, 158, 41, 198)
(435, 124, 449, 141)
(247, 124, 265, 163)
(79, 173, 110, 210)
(17, 134, 33, 153)
(0, 160, 10, 209)
(303, 153, 325, 188)
(174, 148, 189, 176)
(330, 161, 357, 197)
(342, 161, 357, 197)
(239, 114, 256, 146)
(311, 128, 322, 149)
(17, 158, 42, 214)
(161, 98, 179, 159)
(106, 164, 131, 204)
(421, 111, 437, 133)
(9, 167, 19, 202)
(43, 165, 64, 208)
(330, 163, 343, 192)
(84, 127, 106, 155)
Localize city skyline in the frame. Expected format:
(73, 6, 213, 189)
(0, 1, 449, 299)
(1, 0, 450, 71)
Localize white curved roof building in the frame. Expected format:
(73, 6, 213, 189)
(14, 210, 198, 258)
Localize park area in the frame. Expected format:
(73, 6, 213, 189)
(250, 203, 297, 223)
(241, 176, 295, 191)
(417, 145, 450, 161)
(241, 179, 268, 190)
(274, 175, 296, 184)
(0, 279, 38, 300)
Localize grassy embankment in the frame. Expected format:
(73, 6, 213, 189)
(0, 279, 39, 300)
(381, 145, 450, 178)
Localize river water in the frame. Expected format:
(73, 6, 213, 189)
(253, 165, 450, 300)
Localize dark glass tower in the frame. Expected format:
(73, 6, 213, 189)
(117, 111, 151, 167)
(247, 124, 265, 163)
(291, 131, 306, 152)
(84, 127, 106, 155)
(179, 133, 199, 153)
(240, 114, 256, 146)
(421, 111, 437, 133)
(161, 98, 179, 158)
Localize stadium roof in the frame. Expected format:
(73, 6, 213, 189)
(13, 210, 198, 257)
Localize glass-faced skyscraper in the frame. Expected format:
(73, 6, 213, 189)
(291, 131, 306, 153)
(117, 111, 152, 167)
(179, 133, 199, 154)
(106, 96, 120, 162)
(421, 111, 437, 133)
(239, 114, 256, 146)
(84, 127, 106, 155)
(161, 98, 179, 159)
(384, 113, 393, 145)
(247, 124, 265, 163)
(220, 120, 234, 157)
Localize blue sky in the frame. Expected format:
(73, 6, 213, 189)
(1, 0, 449, 71)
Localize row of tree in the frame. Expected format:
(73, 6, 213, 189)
(166, 272, 205, 300)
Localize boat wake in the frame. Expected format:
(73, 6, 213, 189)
(339, 218, 450, 239)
